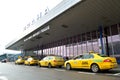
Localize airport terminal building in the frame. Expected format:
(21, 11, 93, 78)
(6, 0, 120, 62)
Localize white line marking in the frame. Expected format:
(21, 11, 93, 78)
(78, 72, 96, 75)
(113, 73, 120, 75)
(0, 76, 8, 80)
(54, 69, 65, 72)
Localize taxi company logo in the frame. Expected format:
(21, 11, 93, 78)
(82, 61, 88, 65)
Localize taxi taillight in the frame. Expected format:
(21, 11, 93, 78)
(53, 60, 57, 62)
(103, 59, 112, 62)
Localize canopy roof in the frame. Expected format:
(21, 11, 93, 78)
(6, 0, 120, 51)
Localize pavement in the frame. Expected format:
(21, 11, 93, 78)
(113, 64, 120, 71)
(3, 62, 120, 72)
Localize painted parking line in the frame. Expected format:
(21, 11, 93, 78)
(113, 73, 120, 76)
(104, 73, 120, 77)
(54, 69, 66, 72)
(0, 76, 8, 80)
(78, 72, 96, 75)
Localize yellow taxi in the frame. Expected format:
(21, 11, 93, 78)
(24, 57, 38, 65)
(64, 53, 118, 72)
(15, 56, 25, 64)
(38, 56, 64, 68)
(15, 58, 25, 64)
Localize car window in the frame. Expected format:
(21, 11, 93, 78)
(89, 54, 94, 58)
(48, 56, 53, 60)
(43, 57, 48, 60)
(74, 55, 83, 60)
(28, 58, 33, 61)
(83, 54, 94, 59)
(23, 57, 28, 60)
(18, 59, 21, 61)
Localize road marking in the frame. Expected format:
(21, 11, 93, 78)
(113, 73, 120, 76)
(54, 69, 65, 72)
(0, 76, 8, 80)
(78, 72, 96, 75)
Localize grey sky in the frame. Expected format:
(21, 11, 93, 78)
(0, 0, 62, 54)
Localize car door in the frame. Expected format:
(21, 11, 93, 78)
(71, 55, 83, 68)
(81, 54, 94, 69)
(40, 57, 48, 66)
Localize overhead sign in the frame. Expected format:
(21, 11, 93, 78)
(24, 26, 50, 42)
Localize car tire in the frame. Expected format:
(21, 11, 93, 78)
(91, 64, 99, 73)
(66, 63, 71, 70)
(48, 63, 52, 68)
(28, 62, 31, 66)
(59, 66, 62, 68)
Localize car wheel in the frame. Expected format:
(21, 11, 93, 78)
(28, 62, 31, 66)
(59, 66, 62, 68)
(66, 63, 71, 70)
(48, 63, 52, 68)
(91, 64, 99, 73)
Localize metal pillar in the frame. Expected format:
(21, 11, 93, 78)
(104, 28, 110, 56)
(41, 45, 44, 59)
(99, 25, 104, 54)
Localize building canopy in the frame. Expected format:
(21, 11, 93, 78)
(6, 0, 120, 51)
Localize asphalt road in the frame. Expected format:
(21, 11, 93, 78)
(0, 62, 120, 80)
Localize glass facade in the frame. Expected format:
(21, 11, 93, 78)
(35, 23, 120, 59)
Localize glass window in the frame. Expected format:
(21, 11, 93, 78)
(92, 31, 97, 39)
(83, 54, 94, 59)
(111, 24, 118, 35)
(89, 54, 94, 58)
(118, 23, 120, 34)
(86, 32, 91, 41)
(28, 58, 33, 61)
(43, 57, 48, 60)
(83, 55, 89, 59)
(49, 56, 53, 60)
(105, 27, 110, 36)
(82, 34, 86, 41)
(73, 43, 78, 56)
(78, 43, 83, 55)
(77, 35, 82, 42)
(74, 55, 83, 59)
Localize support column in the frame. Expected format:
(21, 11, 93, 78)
(41, 45, 44, 59)
(99, 25, 104, 54)
(104, 28, 110, 56)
